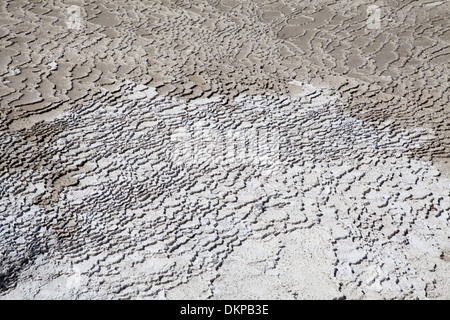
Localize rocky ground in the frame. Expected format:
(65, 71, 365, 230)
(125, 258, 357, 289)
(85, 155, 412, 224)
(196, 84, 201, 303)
(0, 0, 449, 299)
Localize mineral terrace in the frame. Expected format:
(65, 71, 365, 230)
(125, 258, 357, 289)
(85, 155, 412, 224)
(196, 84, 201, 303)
(0, 0, 449, 299)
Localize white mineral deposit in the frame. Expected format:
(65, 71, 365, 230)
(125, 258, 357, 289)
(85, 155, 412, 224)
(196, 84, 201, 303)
(0, 0, 449, 300)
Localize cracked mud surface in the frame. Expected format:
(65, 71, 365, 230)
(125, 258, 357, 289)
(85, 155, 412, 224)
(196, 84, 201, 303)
(1, 0, 449, 299)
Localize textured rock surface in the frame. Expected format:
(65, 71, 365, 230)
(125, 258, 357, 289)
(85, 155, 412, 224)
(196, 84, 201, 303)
(0, 0, 449, 299)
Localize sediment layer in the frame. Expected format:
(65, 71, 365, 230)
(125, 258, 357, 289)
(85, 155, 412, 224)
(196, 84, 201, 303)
(0, 0, 449, 299)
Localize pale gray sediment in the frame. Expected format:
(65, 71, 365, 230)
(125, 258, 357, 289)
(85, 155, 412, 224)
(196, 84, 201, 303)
(0, 0, 449, 299)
